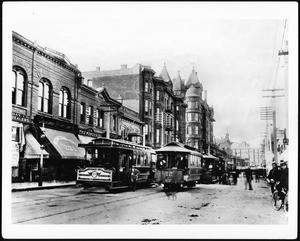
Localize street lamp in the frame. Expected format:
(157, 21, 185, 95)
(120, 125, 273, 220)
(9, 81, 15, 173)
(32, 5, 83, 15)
(38, 123, 46, 186)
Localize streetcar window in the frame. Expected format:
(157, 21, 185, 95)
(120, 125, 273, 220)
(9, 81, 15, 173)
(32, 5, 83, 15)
(144, 152, 149, 166)
(157, 154, 168, 170)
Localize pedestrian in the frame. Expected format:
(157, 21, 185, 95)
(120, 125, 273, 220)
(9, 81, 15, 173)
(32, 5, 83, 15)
(277, 160, 288, 201)
(244, 166, 253, 190)
(130, 165, 140, 191)
(266, 161, 281, 195)
(232, 166, 238, 185)
(255, 169, 260, 183)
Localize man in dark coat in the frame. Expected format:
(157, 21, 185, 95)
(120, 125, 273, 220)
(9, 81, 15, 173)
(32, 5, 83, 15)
(267, 162, 281, 194)
(278, 160, 288, 200)
(244, 166, 253, 190)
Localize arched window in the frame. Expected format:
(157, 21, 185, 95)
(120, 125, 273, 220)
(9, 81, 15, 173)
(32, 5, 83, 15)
(38, 79, 52, 113)
(59, 87, 71, 119)
(12, 67, 26, 106)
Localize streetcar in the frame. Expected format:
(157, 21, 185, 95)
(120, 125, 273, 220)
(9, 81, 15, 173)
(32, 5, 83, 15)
(154, 142, 203, 189)
(201, 154, 221, 184)
(76, 137, 156, 191)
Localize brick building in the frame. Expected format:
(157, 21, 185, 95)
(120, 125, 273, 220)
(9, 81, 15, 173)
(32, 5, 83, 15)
(11, 32, 142, 183)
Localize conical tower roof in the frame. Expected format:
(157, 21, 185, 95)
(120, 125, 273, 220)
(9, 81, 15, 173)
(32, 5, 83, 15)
(185, 68, 201, 88)
(159, 63, 172, 83)
(173, 71, 185, 91)
(186, 84, 201, 98)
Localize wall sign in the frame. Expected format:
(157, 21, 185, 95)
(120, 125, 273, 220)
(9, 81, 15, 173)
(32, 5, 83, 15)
(12, 112, 30, 123)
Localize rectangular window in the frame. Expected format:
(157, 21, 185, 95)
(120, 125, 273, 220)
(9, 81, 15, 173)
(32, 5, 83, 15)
(156, 129, 160, 144)
(43, 84, 49, 113)
(145, 81, 149, 92)
(16, 72, 25, 106)
(195, 126, 199, 134)
(145, 100, 149, 115)
(112, 115, 117, 131)
(149, 101, 152, 117)
(176, 120, 179, 131)
(88, 106, 93, 125)
(96, 109, 100, 127)
(80, 103, 85, 123)
(156, 90, 160, 101)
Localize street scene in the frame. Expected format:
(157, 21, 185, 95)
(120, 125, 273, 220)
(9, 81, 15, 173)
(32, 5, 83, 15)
(12, 177, 288, 225)
(3, 2, 297, 240)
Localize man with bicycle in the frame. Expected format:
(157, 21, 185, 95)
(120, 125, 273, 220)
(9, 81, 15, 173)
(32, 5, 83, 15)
(277, 160, 288, 202)
(267, 161, 281, 195)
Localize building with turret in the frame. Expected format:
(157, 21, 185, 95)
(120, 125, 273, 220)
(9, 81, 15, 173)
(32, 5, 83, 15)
(82, 64, 215, 151)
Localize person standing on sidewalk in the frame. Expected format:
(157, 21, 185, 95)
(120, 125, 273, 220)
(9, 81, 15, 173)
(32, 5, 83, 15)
(267, 161, 281, 194)
(244, 166, 253, 190)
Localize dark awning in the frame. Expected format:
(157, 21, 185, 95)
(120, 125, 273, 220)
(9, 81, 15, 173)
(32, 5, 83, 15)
(24, 132, 49, 159)
(43, 128, 85, 159)
(203, 154, 219, 161)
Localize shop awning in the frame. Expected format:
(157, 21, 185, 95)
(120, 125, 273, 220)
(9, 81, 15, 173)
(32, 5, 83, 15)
(43, 128, 85, 159)
(77, 135, 95, 144)
(24, 132, 49, 159)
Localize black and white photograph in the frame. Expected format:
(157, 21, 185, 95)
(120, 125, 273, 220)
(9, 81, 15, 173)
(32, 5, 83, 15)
(2, 1, 298, 239)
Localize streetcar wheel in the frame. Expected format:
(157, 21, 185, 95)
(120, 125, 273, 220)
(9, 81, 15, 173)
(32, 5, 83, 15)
(272, 191, 282, 211)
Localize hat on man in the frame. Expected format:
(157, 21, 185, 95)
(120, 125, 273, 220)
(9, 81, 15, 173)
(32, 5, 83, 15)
(280, 160, 287, 166)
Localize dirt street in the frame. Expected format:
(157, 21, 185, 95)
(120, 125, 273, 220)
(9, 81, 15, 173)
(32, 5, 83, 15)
(11, 176, 288, 225)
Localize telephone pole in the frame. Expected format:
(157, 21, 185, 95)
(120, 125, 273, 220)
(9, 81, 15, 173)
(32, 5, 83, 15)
(278, 40, 289, 139)
(262, 89, 285, 164)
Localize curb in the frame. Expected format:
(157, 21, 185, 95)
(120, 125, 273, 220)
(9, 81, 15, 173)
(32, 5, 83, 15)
(12, 184, 77, 192)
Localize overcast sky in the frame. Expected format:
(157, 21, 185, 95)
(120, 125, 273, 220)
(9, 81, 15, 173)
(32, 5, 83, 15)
(4, 2, 297, 147)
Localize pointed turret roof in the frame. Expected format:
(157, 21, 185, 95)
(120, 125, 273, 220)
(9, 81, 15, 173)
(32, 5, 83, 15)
(173, 71, 185, 92)
(185, 67, 201, 88)
(159, 63, 172, 83)
(185, 84, 201, 98)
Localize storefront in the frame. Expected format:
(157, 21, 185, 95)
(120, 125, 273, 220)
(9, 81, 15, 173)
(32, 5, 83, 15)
(40, 128, 86, 181)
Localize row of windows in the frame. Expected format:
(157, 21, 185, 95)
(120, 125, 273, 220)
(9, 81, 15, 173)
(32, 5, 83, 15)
(80, 103, 117, 130)
(187, 125, 199, 135)
(144, 100, 153, 116)
(12, 67, 72, 119)
(187, 101, 200, 109)
(186, 112, 200, 122)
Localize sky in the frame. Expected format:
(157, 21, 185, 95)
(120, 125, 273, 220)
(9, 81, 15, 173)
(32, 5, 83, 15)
(3, 2, 298, 148)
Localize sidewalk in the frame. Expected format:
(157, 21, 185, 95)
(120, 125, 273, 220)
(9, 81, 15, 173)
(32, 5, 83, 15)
(11, 180, 77, 192)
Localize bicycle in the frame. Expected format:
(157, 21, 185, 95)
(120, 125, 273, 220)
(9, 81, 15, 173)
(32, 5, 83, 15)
(272, 182, 288, 211)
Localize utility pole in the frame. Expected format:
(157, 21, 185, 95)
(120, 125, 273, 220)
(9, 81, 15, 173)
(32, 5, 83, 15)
(262, 89, 285, 164)
(278, 40, 289, 139)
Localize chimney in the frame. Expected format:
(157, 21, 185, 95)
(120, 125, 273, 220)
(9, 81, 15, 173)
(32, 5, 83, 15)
(96, 67, 101, 71)
(204, 90, 207, 102)
(121, 64, 127, 70)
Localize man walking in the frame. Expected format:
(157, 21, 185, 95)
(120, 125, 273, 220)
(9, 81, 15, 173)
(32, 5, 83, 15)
(244, 166, 253, 190)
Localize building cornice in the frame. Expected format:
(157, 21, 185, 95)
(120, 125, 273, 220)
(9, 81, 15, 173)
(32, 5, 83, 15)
(13, 31, 80, 74)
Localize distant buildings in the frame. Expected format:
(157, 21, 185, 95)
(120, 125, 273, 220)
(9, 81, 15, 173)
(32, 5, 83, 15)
(231, 141, 262, 167)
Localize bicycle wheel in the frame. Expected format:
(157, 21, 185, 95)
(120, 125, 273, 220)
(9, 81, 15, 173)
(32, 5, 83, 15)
(283, 193, 288, 212)
(272, 191, 282, 211)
